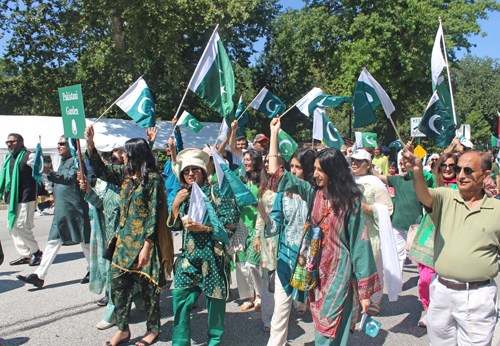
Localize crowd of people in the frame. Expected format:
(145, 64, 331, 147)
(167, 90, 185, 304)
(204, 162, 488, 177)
(1, 119, 500, 346)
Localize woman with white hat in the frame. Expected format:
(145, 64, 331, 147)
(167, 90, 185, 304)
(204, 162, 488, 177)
(168, 148, 240, 346)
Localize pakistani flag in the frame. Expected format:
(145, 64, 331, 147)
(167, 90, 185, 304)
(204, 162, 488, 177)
(389, 140, 404, 150)
(355, 132, 378, 148)
(277, 130, 298, 162)
(189, 182, 229, 245)
(217, 119, 230, 142)
(188, 28, 235, 123)
(235, 96, 249, 138)
(353, 67, 395, 128)
(211, 148, 257, 207)
(234, 162, 246, 180)
(431, 23, 458, 127)
(312, 109, 344, 150)
(32, 139, 44, 185)
(116, 77, 156, 128)
(295, 87, 324, 117)
(492, 135, 499, 148)
(250, 87, 286, 118)
(308, 95, 353, 117)
(418, 92, 456, 148)
(177, 111, 204, 133)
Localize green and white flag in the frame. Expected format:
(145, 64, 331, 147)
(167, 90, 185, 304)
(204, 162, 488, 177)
(312, 109, 344, 150)
(188, 28, 235, 123)
(296, 87, 324, 117)
(355, 132, 378, 148)
(389, 139, 404, 150)
(177, 110, 204, 133)
(491, 135, 499, 148)
(277, 129, 298, 162)
(250, 87, 286, 118)
(418, 91, 456, 148)
(353, 67, 395, 128)
(217, 119, 230, 142)
(235, 95, 249, 138)
(308, 95, 353, 116)
(32, 139, 44, 185)
(189, 182, 229, 245)
(115, 77, 156, 128)
(431, 23, 458, 127)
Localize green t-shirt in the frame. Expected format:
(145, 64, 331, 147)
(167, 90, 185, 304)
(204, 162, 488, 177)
(491, 162, 499, 178)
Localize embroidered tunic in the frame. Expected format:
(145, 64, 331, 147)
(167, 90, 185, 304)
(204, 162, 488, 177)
(235, 181, 261, 266)
(168, 183, 239, 300)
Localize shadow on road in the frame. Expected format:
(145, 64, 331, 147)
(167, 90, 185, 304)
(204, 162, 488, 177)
(0, 336, 29, 346)
(0, 271, 20, 277)
(52, 252, 84, 265)
(27, 279, 81, 291)
(0, 279, 24, 294)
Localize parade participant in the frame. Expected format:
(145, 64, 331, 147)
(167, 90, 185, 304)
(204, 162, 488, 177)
(444, 136, 473, 156)
(17, 136, 91, 288)
(348, 149, 395, 316)
(408, 152, 458, 327)
(235, 148, 263, 312)
(0, 133, 43, 266)
(372, 145, 389, 175)
(257, 117, 315, 345)
(228, 120, 249, 164)
(404, 149, 500, 345)
(236, 136, 249, 150)
(277, 147, 380, 345)
(85, 125, 172, 346)
(387, 161, 398, 197)
(253, 134, 270, 160)
(424, 153, 439, 172)
(168, 148, 239, 346)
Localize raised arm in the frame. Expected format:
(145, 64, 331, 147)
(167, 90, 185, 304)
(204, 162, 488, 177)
(268, 117, 280, 175)
(228, 121, 243, 159)
(218, 129, 230, 157)
(174, 126, 184, 153)
(372, 168, 389, 185)
(444, 137, 460, 154)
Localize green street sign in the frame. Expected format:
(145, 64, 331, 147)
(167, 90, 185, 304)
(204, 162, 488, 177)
(58, 84, 86, 139)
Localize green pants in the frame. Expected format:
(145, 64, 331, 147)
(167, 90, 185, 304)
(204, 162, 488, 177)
(172, 287, 226, 346)
(110, 266, 160, 332)
(314, 287, 354, 346)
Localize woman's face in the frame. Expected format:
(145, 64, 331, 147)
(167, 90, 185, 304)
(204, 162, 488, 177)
(244, 153, 254, 173)
(440, 157, 456, 180)
(350, 159, 370, 176)
(264, 158, 270, 174)
(313, 159, 329, 188)
(110, 152, 124, 166)
(290, 158, 304, 180)
(182, 166, 204, 186)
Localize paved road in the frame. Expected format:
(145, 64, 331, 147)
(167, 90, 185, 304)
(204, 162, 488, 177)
(1, 210, 499, 346)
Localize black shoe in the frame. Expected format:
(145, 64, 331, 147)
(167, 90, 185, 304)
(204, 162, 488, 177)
(29, 250, 43, 266)
(17, 273, 44, 288)
(81, 271, 90, 284)
(97, 295, 109, 306)
(10, 257, 31, 265)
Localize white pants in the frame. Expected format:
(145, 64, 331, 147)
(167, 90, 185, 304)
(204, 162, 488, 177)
(392, 227, 408, 273)
(261, 271, 275, 328)
(10, 201, 39, 257)
(267, 274, 306, 346)
(235, 261, 262, 300)
(370, 254, 384, 307)
(427, 276, 498, 346)
(34, 239, 90, 280)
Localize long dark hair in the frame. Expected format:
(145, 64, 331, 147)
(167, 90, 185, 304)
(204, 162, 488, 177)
(433, 152, 457, 187)
(244, 149, 262, 185)
(293, 148, 316, 186)
(123, 138, 160, 184)
(316, 148, 363, 213)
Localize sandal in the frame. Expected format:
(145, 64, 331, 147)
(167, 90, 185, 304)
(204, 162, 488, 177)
(254, 298, 262, 312)
(135, 333, 159, 346)
(105, 330, 131, 346)
(240, 301, 254, 311)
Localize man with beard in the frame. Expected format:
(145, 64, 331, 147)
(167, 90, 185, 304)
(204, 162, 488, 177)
(17, 136, 90, 288)
(0, 133, 43, 266)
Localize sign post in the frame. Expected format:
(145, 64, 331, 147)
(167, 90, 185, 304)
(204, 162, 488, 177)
(58, 85, 86, 179)
(410, 117, 426, 138)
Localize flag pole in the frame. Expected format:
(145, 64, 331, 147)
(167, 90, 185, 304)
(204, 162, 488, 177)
(388, 116, 404, 145)
(278, 100, 300, 119)
(75, 139, 84, 182)
(171, 24, 220, 126)
(214, 122, 224, 146)
(94, 74, 144, 125)
(439, 18, 459, 130)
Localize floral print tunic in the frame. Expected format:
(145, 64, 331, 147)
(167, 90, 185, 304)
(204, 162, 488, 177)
(168, 183, 239, 300)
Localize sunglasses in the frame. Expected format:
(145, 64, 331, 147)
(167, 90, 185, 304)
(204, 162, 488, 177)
(57, 142, 67, 146)
(5, 140, 17, 145)
(453, 165, 477, 176)
(110, 155, 121, 163)
(182, 167, 201, 175)
(440, 163, 456, 170)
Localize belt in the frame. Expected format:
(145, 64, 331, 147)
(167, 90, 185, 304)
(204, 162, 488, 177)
(438, 276, 492, 290)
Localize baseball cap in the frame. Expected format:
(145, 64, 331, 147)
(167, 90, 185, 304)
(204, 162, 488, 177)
(459, 136, 473, 149)
(253, 134, 270, 144)
(346, 149, 372, 162)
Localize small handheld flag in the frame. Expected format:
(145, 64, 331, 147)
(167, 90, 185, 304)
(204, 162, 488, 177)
(355, 132, 378, 148)
(32, 138, 44, 185)
(115, 77, 156, 128)
(418, 92, 456, 148)
(249, 87, 286, 118)
(177, 111, 204, 133)
(312, 109, 344, 150)
(277, 130, 298, 162)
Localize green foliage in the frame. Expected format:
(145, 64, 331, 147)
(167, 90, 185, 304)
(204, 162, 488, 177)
(464, 109, 491, 146)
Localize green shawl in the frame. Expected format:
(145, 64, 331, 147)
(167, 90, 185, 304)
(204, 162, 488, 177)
(0, 147, 27, 231)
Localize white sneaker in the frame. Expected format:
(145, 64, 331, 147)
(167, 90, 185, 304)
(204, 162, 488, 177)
(36, 211, 43, 216)
(418, 313, 427, 327)
(96, 319, 116, 330)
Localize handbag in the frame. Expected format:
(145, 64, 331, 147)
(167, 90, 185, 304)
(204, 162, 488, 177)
(289, 190, 328, 291)
(102, 235, 117, 261)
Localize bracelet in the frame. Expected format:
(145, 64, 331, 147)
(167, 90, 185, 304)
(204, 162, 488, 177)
(206, 226, 213, 232)
(268, 155, 278, 158)
(261, 212, 269, 220)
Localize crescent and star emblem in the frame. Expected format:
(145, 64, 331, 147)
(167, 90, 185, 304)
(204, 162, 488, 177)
(365, 92, 374, 103)
(429, 114, 442, 135)
(279, 139, 292, 154)
(266, 100, 275, 113)
(326, 122, 338, 141)
(365, 136, 375, 145)
(188, 119, 199, 128)
(138, 97, 153, 115)
(38, 155, 45, 174)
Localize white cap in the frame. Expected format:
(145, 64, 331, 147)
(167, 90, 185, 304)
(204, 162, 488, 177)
(347, 149, 372, 162)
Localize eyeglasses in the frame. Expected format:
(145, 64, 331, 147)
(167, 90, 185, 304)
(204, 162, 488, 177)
(57, 142, 67, 146)
(440, 163, 456, 170)
(182, 167, 201, 175)
(110, 156, 121, 164)
(453, 165, 477, 176)
(5, 140, 17, 145)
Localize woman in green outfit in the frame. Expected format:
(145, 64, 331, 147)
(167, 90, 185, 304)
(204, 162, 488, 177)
(85, 125, 172, 346)
(168, 148, 239, 346)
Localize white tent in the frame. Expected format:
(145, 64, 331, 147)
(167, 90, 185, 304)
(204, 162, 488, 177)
(0, 115, 222, 170)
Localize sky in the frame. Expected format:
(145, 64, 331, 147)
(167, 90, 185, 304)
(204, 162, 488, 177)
(1, 0, 499, 63)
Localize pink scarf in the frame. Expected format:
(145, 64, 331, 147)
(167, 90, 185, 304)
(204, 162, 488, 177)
(443, 178, 456, 186)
